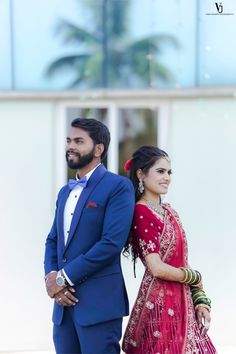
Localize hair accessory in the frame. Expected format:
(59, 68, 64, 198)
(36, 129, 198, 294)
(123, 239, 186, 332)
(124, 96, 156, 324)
(124, 159, 132, 171)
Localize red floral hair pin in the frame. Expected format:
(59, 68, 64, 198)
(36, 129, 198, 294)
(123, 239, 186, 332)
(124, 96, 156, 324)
(124, 159, 132, 171)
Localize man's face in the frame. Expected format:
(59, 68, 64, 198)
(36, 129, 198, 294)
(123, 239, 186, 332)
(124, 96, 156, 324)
(65, 127, 95, 170)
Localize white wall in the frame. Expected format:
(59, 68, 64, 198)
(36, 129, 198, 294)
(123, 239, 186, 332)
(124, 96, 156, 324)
(0, 101, 56, 351)
(1, 95, 236, 352)
(167, 98, 236, 348)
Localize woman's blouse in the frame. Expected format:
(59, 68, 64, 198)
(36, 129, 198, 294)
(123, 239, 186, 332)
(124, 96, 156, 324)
(131, 203, 164, 260)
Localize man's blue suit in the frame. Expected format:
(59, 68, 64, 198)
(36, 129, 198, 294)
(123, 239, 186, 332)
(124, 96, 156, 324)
(44, 164, 135, 353)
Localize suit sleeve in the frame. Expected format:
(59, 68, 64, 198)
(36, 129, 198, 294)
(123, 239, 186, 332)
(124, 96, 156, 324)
(63, 178, 135, 285)
(43, 190, 63, 275)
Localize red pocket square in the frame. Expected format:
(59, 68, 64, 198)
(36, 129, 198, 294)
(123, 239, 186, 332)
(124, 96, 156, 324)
(86, 201, 98, 208)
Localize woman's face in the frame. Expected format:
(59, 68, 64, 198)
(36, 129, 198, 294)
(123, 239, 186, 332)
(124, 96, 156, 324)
(141, 157, 172, 197)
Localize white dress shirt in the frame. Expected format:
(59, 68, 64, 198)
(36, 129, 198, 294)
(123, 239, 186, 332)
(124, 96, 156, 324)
(63, 163, 101, 285)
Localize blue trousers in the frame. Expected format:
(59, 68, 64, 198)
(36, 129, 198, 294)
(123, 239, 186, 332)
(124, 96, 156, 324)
(53, 307, 122, 354)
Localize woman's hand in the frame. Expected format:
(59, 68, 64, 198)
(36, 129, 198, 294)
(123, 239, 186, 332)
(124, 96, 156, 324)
(191, 279, 203, 290)
(195, 305, 211, 336)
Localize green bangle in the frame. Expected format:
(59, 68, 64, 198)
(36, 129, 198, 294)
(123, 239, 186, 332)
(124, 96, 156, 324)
(192, 290, 206, 300)
(193, 295, 207, 304)
(194, 298, 211, 307)
(180, 268, 202, 286)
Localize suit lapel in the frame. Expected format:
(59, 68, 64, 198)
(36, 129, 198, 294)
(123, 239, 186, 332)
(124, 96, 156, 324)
(57, 186, 71, 255)
(64, 164, 107, 252)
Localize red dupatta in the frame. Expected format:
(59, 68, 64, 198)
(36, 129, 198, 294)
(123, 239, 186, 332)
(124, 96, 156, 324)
(122, 204, 217, 354)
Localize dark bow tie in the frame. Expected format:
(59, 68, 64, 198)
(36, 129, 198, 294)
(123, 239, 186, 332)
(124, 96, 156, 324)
(68, 176, 87, 190)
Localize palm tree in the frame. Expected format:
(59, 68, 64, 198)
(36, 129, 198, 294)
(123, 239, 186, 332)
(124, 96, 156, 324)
(45, 0, 179, 88)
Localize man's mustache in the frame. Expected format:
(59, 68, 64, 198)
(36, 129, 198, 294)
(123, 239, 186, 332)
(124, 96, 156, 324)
(66, 151, 81, 158)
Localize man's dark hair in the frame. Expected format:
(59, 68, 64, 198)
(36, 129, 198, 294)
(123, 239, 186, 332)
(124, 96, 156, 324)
(71, 118, 110, 160)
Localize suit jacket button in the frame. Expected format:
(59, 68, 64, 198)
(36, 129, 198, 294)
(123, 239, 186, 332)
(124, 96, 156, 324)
(62, 257, 67, 263)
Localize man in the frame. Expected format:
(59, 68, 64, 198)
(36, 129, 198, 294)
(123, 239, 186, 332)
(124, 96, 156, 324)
(44, 118, 135, 354)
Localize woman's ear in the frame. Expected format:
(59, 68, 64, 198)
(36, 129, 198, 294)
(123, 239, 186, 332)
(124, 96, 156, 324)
(136, 168, 143, 180)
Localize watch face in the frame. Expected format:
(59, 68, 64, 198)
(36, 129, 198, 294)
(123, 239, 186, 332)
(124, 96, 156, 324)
(56, 276, 64, 287)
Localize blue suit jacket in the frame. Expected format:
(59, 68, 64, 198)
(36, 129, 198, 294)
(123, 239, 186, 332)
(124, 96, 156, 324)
(44, 164, 135, 326)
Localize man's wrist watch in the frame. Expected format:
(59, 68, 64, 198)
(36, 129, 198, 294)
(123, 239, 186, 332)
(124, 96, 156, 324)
(56, 270, 69, 287)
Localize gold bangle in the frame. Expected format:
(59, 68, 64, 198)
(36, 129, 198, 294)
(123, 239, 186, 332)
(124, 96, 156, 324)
(179, 267, 188, 283)
(189, 270, 201, 285)
(191, 270, 198, 284)
(193, 294, 207, 303)
(180, 267, 202, 286)
(195, 303, 211, 312)
(185, 268, 193, 283)
(188, 269, 194, 284)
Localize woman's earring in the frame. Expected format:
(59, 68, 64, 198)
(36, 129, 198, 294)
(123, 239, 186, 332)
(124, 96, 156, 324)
(138, 179, 144, 194)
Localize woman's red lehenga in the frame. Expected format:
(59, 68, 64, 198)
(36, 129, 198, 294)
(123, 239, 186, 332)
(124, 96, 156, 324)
(122, 204, 217, 354)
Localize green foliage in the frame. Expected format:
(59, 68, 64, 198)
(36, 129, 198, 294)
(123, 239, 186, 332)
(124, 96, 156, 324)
(45, 0, 179, 88)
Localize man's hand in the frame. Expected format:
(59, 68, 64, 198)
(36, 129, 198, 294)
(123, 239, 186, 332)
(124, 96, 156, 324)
(196, 305, 211, 336)
(54, 287, 79, 307)
(45, 271, 64, 298)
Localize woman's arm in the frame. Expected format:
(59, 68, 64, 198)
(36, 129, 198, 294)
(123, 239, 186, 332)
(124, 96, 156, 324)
(145, 252, 185, 282)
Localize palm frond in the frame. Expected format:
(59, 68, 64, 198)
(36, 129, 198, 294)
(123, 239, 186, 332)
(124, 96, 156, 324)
(45, 2, 179, 87)
(68, 76, 84, 88)
(45, 54, 90, 77)
(150, 61, 175, 82)
(125, 52, 174, 85)
(127, 34, 179, 55)
(146, 34, 179, 48)
(55, 19, 99, 45)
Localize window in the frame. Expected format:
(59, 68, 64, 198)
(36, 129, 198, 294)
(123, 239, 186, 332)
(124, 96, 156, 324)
(56, 99, 164, 190)
(118, 108, 158, 175)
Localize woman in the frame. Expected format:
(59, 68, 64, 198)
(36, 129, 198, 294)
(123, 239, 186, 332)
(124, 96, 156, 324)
(122, 146, 217, 354)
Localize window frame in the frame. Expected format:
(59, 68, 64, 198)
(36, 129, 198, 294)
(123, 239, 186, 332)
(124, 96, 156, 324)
(55, 98, 170, 191)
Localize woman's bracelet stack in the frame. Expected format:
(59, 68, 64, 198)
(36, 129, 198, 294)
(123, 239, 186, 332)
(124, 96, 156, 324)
(179, 267, 211, 312)
(191, 287, 211, 312)
(179, 267, 202, 286)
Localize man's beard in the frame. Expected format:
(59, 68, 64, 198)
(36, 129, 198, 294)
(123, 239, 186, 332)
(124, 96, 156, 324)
(66, 147, 95, 169)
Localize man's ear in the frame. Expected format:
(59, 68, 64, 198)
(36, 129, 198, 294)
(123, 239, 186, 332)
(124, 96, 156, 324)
(94, 144, 104, 158)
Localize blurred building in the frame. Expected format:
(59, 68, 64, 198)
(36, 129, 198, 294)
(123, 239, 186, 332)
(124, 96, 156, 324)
(0, 0, 236, 352)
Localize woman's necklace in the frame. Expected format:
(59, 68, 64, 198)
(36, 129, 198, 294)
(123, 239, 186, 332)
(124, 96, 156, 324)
(141, 197, 165, 217)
